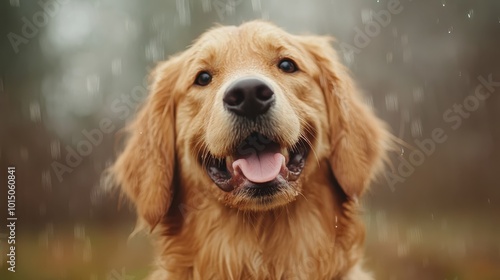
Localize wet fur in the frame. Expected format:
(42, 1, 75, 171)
(111, 21, 388, 279)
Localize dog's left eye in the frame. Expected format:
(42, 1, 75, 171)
(195, 71, 212, 86)
(278, 59, 297, 73)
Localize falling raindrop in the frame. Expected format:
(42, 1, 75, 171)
(400, 147, 405, 156)
(441, 0, 446, 7)
(386, 52, 393, 63)
(74, 224, 86, 239)
(342, 49, 355, 66)
(226, 0, 239, 17)
(402, 110, 411, 123)
(9, 0, 19, 7)
(361, 9, 373, 24)
(376, 211, 388, 242)
(124, 19, 139, 39)
(145, 40, 165, 62)
(385, 94, 399, 112)
(38, 223, 54, 248)
(150, 14, 166, 32)
(42, 170, 52, 191)
(83, 237, 92, 262)
(251, 0, 262, 12)
(365, 212, 371, 228)
(448, 26, 454, 34)
(260, 10, 270, 20)
(176, 0, 191, 26)
(467, 9, 474, 19)
(50, 140, 61, 159)
(201, 0, 211, 12)
(86, 75, 100, 95)
(111, 59, 122, 76)
(90, 187, 104, 206)
(407, 227, 423, 244)
(397, 243, 409, 257)
(411, 118, 423, 137)
(412, 87, 424, 103)
(29, 102, 41, 122)
(364, 95, 374, 108)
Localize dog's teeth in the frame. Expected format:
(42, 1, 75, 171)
(281, 148, 289, 163)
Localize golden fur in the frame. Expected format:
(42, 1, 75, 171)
(111, 21, 389, 279)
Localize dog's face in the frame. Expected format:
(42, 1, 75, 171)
(176, 23, 328, 211)
(112, 21, 387, 227)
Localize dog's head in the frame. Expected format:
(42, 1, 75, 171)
(112, 21, 387, 228)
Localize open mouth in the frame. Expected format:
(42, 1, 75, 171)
(204, 132, 310, 197)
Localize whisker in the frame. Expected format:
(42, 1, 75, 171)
(297, 189, 308, 203)
(298, 133, 320, 167)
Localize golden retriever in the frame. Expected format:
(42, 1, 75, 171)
(111, 21, 388, 280)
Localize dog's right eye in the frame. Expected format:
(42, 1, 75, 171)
(278, 59, 298, 73)
(195, 71, 212, 86)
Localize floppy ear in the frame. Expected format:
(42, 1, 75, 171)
(112, 55, 182, 230)
(300, 36, 388, 198)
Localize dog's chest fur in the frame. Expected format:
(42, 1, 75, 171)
(152, 179, 364, 280)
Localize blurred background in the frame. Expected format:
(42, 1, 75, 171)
(1, 0, 499, 279)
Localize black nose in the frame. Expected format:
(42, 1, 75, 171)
(223, 78, 275, 118)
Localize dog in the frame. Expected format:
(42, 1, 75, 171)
(111, 20, 389, 280)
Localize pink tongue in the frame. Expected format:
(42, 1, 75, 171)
(233, 152, 285, 183)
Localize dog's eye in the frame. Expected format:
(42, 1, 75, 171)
(195, 71, 212, 86)
(278, 59, 297, 73)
